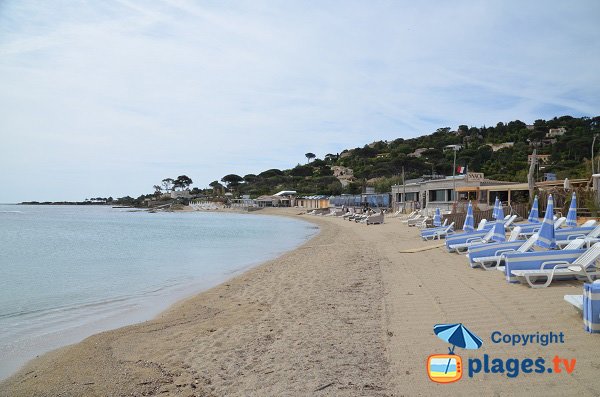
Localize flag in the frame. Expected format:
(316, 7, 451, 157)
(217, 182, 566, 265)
(456, 166, 466, 174)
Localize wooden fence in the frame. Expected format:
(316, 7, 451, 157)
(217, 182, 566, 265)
(442, 202, 530, 231)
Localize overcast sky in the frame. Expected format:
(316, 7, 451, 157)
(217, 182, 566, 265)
(1, 1, 599, 202)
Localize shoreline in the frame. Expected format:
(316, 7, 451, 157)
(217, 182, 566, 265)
(3, 209, 600, 396)
(0, 208, 317, 384)
(1, 208, 391, 396)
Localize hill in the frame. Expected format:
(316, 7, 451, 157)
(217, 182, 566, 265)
(222, 115, 599, 197)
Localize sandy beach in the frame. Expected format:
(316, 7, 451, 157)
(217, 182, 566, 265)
(2, 208, 600, 396)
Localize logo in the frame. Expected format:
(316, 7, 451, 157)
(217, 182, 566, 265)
(427, 325, 577, 382)
(427, 323, 482, 384)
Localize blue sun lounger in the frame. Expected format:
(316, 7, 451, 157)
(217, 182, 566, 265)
(510, 243, 600, 288)
(501, 249, 587, 283)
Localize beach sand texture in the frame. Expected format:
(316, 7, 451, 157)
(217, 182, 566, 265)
(2, 208, 600, 396)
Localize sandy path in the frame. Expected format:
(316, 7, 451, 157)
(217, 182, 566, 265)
(3, 209, 600, 396)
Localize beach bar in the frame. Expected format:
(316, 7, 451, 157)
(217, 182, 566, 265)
(392, 174, 520, 214)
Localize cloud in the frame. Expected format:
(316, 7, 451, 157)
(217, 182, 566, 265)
(0, 0, 599, 201)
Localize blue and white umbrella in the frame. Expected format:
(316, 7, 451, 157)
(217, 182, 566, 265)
(566, 192, 577, 228)
(536, 194, 556, 249)
(492, 197, 500, 220)
(463, 201, 475, 233)
(528, 195, 540, 223)
(492, 201, 506, 242)
(433, 208, 442, 227)
(434, 323, 483, 354)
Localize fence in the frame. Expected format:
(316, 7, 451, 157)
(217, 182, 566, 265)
(442, 203, 530, 231)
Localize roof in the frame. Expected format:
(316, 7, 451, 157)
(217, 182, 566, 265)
(456, 180, 529, 192)
(273, 190, 297, 196)
(299, 195, 330, 200)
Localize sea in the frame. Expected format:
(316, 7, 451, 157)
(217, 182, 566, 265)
(0, 205, 318, 380)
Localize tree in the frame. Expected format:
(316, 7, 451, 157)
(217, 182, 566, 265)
(221, 174, 243, 188)
(305, 152, 316, 163)
(209, 180, 224, 195)
(153, 185, 162, 196)
(173, 175, 193, 191)
(161, 178, 174, 193)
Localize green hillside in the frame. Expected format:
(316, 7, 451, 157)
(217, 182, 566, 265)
(223, 115, 598, 197)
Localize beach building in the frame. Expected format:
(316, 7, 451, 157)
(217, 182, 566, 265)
(391, 174, 520, 213)
(329, 193, 391, 209)
(296, 195, 330, 209)
(256, 190, 297, 207)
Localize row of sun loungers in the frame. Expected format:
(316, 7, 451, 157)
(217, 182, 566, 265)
(308, 208, 386, 225)
(398, 195, 600, 332)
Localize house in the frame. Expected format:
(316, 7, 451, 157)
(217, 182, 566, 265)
(408, 148, 434, 158)
(528, 154, 551, 164)
(487, 142, 514, 152)
(546, 127, 566, 138)
(171, 189, 191, 199)
(443, 144, 463, 152)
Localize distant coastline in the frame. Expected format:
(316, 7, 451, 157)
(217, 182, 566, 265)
(19, 201, 111, 206)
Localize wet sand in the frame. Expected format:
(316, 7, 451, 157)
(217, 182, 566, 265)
(2, 208, 600, 396)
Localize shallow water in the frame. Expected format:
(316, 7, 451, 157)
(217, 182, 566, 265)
(0, 205, 317, 379)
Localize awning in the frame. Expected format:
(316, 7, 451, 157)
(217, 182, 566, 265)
(455, 186, 480, 193)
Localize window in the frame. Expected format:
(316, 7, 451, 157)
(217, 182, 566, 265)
(429, 190, 446, 202)
(405, 192, 419, 201)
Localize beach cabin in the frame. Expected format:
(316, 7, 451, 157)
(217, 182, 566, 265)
(296, 195, 330, 209)
(256, 190, 297, 207)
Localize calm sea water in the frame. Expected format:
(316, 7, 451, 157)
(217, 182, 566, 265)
(0, 205, 317, 379)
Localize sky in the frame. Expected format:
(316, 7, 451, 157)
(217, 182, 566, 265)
(1, 0, 599, 202)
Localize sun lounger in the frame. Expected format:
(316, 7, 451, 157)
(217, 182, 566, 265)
(449, 221, 519, 254)
(564, 294, 584, 312)
(402, 211, 422, 224)
(365, 212, 384, 225)
(396, 210, 416, 219)
(422, 222, 455, 240)
(466, 227, 527, 269)
(564, 280, 600, 313)
(518, 217, 566, 237)
(420, 220, 453, 238)
(493, 236, 586, 273)
(405, 215, 425, 226)
(510, 242, 600, 288)
(556, 224, 600, 248)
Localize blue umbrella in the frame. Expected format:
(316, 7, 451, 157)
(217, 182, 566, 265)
(492, 201, 506, 242)
(528, 195, 540, 223)
(566, 192, 577, 228)
(536, 195, 556, 249)
(433, 208, 442, 227)
(492, 196, 500, 220)
(463, 201, 475, 233)
(434, 323, 483, 355)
